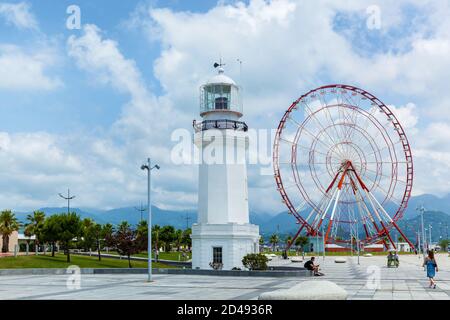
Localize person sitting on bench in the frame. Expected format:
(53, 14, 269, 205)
(304, 257, 324, 276)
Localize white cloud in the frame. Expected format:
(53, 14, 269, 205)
(66, 24, 196, 211)
(0, 44, 62, 90)
(0, 2, 38, 30)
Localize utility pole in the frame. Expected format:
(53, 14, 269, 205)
(185, 212, 191, 230)
(184, 213, 192, 230)
(134, 202, 147, 222)
(59, 189, 75, 215)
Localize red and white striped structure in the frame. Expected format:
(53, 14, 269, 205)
(273, 84, 415, 251)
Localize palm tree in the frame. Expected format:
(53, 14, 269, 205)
(295, 236, 309, 255)
(25, 210, 45, 255)
(0, 210, 21, 253)
(269, 234, 279, 252)
(152, 225, 161, 260)
(24, 224, 33, 255)
(259, 236, 264, 251)
(285, 235, 293, 247)
(174, 229, 183, 251)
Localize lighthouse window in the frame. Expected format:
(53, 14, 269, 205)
(215, 97, 228, 109)
(212, 247, 223, 264)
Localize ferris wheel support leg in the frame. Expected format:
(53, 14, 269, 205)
(366, 190, 410, 251)
(315, 188, 338, 233)
(324, 189, 341, 243)
(363, 224, 370, 238)
(379, 220, 397, 250)
(392, 221, 416, 253)
(363, 187, 392, 250)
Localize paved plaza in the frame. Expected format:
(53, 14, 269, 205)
(0, 254, 448, 300)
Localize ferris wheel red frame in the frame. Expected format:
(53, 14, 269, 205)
(273, 84, 415, 251)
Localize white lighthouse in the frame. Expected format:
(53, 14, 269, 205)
(191, 63, 260, 270)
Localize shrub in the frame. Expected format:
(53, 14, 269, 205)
(242, 253, 268, 271)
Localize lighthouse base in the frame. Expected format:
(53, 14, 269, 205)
(191, 223, 260, 270)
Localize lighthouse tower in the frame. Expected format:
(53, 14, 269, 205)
(191, 63, 260, 270)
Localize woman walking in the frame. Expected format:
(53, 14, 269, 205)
(423, 250, 438, 289)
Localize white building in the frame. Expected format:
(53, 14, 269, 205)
(191, 64, 260, 270)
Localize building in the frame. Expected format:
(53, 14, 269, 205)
(0, 231, 19, 253)
(363, 243, 385, 252)
(191, 63, 260, 270)
(325, 243, 348, 253)
(395, 242, 413, 252)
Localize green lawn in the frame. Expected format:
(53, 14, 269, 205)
(101, 250, 191, 261)
(0, 254, 175, 269)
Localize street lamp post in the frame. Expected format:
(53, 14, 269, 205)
(356, 219, 360, 265)
(417, 205, 426, 258)
(322, 223, 325, 261)
(429, 224, 432, 248)
(141, 158, 160, 282)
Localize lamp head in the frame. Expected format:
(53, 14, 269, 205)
(154, 164, 160, 170)
(141, 164, 149, 171)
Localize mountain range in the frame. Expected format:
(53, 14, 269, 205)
(13, 193, 450, 242)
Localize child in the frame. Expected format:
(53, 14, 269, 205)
(423, 250, 438, 289)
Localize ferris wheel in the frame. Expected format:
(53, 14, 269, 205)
(273, 84, 415, 251)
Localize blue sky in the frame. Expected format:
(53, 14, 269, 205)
(1, 0, 450, 213)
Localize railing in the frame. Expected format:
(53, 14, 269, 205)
(193, 119, 248, 132)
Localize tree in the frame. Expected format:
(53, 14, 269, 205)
(285, 235, 293, 247)
(269, 234, 279, 252)
(110, 221, 139, 268)
(83, 221, 109, 261)
(181, 228, 192, 251)
(152, 224, 161, 255)
(24, 210, 45, 254)
(136, 220, 148, 252)
(174, 229, 183, 251)
(439, 239, 449, 251)
(160, 225, 176, 252)
(0, 210, 20, 253)
(294, 236, 309, 253)
(103, 223, 114, 251)
(41, 215, 62, 257)
(58, 213, 83, 263)
(23, 224, 33, 255)
(242, 253, 269, 271)
(81, 218, 96, 252)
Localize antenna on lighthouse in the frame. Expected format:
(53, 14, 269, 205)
(213, 58, 225, 73)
